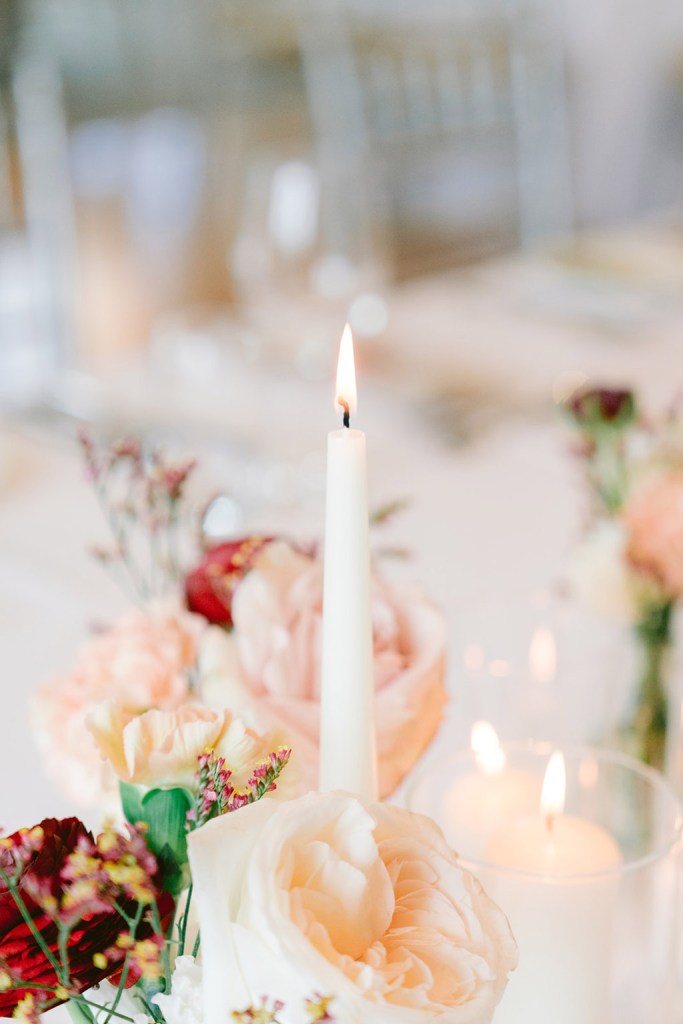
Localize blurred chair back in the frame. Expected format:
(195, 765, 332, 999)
(299, 0, 573, 279)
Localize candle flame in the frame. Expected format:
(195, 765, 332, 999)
(541, 751, 566, 824)
(335, 323, 357, 417)
(463, 644, 484, 672)
(529, 626, 556, 683)
(471, 721, 506, 775)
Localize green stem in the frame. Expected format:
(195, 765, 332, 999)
(177, 883, 192, 959)
(72, 995, 138, 1023)
(59, 924, 72, 986)
(2, 982, 136, 1024)
(102, 902, 144, 1024)
(112, 900, 136, 929)
(67, 997, 96, 1024)
(0, 865, 62, 976)
(150, 898, 172, 993)
(629, 602, 673, 769)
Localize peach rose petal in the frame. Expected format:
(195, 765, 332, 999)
(87, 701, 291, 792)
(188, 792, 517, 1024)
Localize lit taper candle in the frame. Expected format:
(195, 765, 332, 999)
(319, 324, 377, 799)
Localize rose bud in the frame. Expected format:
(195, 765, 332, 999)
(185, 537, 272, 628)
(565, 386, 636, 431)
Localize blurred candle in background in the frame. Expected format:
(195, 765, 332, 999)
(528, 624, 557, 683)
(438, 723, 539, 859)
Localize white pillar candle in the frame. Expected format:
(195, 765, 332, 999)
(482, 752, 623, 1024)
(428, 723, 540, 861)
(319, 324, 377, 799)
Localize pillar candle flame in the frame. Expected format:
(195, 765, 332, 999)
(471, 720, 506, 775)
(529, 626, 557, 683)
(541, 750, 566, 828)
(335, 323, 357, 418)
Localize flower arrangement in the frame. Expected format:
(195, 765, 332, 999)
(3, 735, 517, 1023)
(13, 432, 520, 1022)
(564, 385, 683, 766)
(0, 742, 335, 1024)
(31, 431, 446, 806)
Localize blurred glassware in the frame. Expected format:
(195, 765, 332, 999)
(1, 0, 576, 416)
(2, 1, 312, 399)
(446, 587, 638, 751)
(298, 0, 574, 282)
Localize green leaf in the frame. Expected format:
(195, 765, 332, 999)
(119, 781, 145, 826)
(154, 843, 191, 897)
(142, 787, 192, 855)
(119, 783, 193, 895)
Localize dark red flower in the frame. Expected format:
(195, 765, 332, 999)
(565, 386, 635, 429)
(185, 536, 272, 627)
(0, 818, 171, 1015)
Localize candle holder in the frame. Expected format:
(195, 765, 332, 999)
(449, 589, 637, 751)
(406, 743, 683, 1024)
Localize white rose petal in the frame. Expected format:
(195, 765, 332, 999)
(569, 520, 638, 621)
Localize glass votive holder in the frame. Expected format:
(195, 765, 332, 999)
(406, 743, 683, 1024)
(449, 589, 637, 749)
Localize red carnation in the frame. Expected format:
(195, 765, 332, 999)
(0, 817, 171, 1015)
(185, 536, 272, 627)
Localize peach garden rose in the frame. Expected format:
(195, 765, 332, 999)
(31, 608, 204, 805)
(198, 540, 446, 798)
(188, 790, 517, 1024)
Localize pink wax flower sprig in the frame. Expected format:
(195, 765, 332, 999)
(232, 993, 335, 1023)
(77, 427, 197, 602)
(188, 747, 292, 830)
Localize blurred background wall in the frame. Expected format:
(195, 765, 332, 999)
(1, 0, 683, 406)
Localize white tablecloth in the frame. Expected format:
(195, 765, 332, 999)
(2, 223, 683, 830)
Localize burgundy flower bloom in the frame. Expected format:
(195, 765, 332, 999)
(0, 818, 171, 1015)
(185, 536, 272, 627)
(565, 386, 635, 429)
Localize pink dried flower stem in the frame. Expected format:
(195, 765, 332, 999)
(187, 748, 292, 831)
(77, 428, 197, 603)
(232, 994, 335, 1023)
(178, 747, 292, 961)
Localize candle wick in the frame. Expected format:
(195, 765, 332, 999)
(545, 813, 554, 835)
(341, 403, 350, 429)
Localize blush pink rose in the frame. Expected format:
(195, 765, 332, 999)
(624, 470, 683, 598)
(199, 540, 446, 798)
(87, 701, 290, 791)
(188, 791, 517, 1024)
(31, 609, 204, 805)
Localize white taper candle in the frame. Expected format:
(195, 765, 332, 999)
(319, 325, 377, 799)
